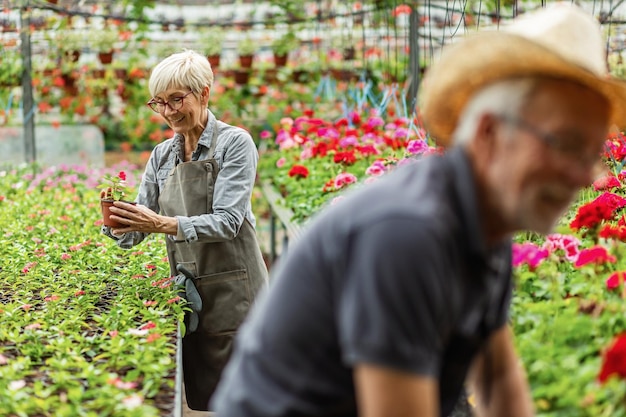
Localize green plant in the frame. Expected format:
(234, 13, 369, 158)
(0, 49, 22, 86)
(237, 36, 257, 56)
(271, 31, 299, 56)
(52, 29, 85, 53)
(199, 27, 225, 57)
(88, 28, 119, 52)
(99, 171, 131, 201)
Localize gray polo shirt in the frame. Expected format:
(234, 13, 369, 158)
(105, 110, 258, 249)
(212, 146, 512, 417)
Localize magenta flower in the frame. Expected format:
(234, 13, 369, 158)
(512, 242, 549, 270)
(606, 271, 626, 290)
(406, 139, 428, 155)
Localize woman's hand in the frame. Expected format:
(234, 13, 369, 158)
(108, 201, 179, 235)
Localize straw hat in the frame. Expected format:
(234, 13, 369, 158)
(419, 3, 626, 147)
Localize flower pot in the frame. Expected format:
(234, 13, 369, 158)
(238, 54, 254, 69)
(98, 51, 114, 65)
(342, 47, 356, 61)
(273, 53, 288, 68)
(207, 54, 221, 68)
(234, 69, 250, 85)
(100, 199, 136, 228)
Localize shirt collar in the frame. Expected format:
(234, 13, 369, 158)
(447, 146, 510, 263)
(171, 109, 216, 163)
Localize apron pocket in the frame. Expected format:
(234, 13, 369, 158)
(195, 269, 251, 334)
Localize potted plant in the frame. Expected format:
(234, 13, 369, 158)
(237, 35, 257, 68)
(54, 30, 85, 62)
(89, 28, 119, 65)
(270, 30, 299, 68)
(99, 171, 135, 228)
(0, 49, 22, 86)
(199, 27, 225, 68)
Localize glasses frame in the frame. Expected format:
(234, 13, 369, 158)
(495, 114, 603, 169)
(147, 90, 194, 114)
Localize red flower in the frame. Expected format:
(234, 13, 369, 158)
(118, 171, 127, 181)
(593, 175, 621, 191)
(333, 151, 357, 166)
(574, 245, 616, 268)
(599, 333, 626, 383)
(606, 271, 626, 290)
(288, 165, 309, 179)
(569, 193, 625, 231)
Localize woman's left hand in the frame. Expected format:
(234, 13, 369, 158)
(108, 201, 178, 235)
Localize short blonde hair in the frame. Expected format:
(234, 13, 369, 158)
(148, 49, 214, 97)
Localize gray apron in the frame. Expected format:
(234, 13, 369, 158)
(158, 119, 268, 410)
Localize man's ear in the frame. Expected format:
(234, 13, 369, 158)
(466, 113, 502, 174)
(475, 113, 500, 150)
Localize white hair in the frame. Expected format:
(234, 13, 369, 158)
(453, 78, 538, 145)
(148, 49, 214, 97)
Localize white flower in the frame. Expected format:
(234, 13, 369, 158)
(122, 394, 143, 409)
(9, 380, 26, 390)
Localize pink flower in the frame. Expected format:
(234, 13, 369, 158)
(139, 321, 156, 330)
(276, 157, 286, 168)
(109, 330, 119, 338)
(24, 323, 41, 330)
(575, 245, 617, 267)
(542, 234, 580, 261)
(143, 300, 158, 307)
(365, 161, 386, 177)
(60, 253, 71, 261)
(74, 290, 85, 296)
(406, 139, 428, 155)
(122, 394, 143, 409)
(260, 130, 272, 139)
(0, 353, 8, 365)
(593, 175, 621, 191)
(21, 261, 37, 274)
(107, 377, 138, 390)
(146, 333, 162, 343)
(512, 242, 549, 270)
(44, 295, 59, 302)
(334, 172, 358, 189)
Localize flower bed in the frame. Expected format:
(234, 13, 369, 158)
(259, 112, 626, 415)
(0, 163, 183, 416)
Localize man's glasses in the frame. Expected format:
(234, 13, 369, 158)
(496, 114, 604, 169)
(147, 91, 194, 113)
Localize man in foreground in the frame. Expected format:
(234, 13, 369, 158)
(212, 5, 626, 416)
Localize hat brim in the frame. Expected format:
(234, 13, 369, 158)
(419, 32, 626, 147)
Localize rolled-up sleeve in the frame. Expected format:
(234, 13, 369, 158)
(101, 145, 164, 249)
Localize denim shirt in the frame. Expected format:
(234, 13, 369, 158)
(105, 110, 258, 249)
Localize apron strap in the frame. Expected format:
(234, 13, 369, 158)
(207, 112, 219, 159)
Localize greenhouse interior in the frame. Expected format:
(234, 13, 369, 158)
(4, 0, 626, 416)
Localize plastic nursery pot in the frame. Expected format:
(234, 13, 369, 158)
(100, 199, 136, 228)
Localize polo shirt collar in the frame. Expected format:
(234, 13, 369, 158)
(447, 146, 490, 259)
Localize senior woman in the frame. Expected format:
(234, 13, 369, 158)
(101, 49, 268, 411)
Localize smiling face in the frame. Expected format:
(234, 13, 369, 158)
(486, 79, 611, 235)
(151, 86, 209, 138)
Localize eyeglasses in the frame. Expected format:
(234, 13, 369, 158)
(496, 115, 604, 168)
(147, 91, 194, 113)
